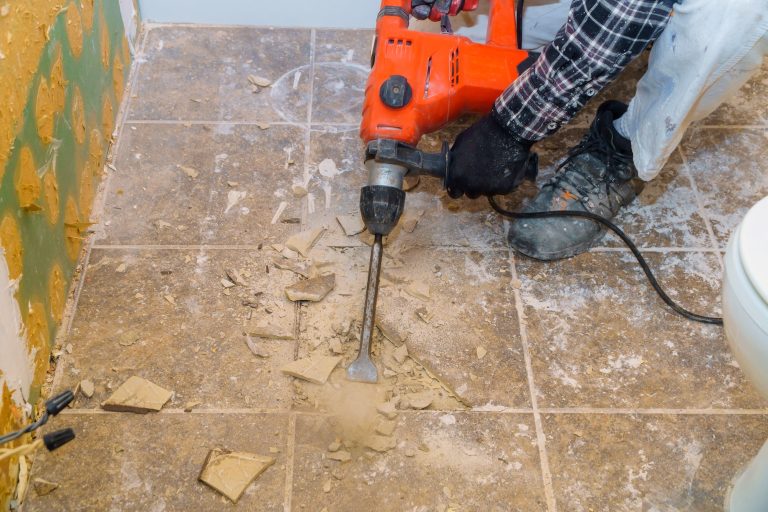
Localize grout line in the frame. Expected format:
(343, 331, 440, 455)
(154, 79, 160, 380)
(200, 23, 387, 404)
(124, 119, 358, 128)
(694, 124, 768, 130)
(676, 146, 725, 268)
(283, 413, 297, 512)
(61, 406, 768, 416)
(539, 407, 768, 415)
(88, 243, 723, 254)
(92, 244, 270, 250)
(589, 246, 721, 253)
(508, 250, 558, 512)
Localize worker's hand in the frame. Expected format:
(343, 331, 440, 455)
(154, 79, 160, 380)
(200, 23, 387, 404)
(411, 1, 436, 19)
(446, 114, 538, 199)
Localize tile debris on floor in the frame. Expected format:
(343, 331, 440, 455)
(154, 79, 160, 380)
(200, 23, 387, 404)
(25, 25, 768, 511)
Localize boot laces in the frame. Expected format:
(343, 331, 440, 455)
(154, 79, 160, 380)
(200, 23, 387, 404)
(547, 121, 634, 211)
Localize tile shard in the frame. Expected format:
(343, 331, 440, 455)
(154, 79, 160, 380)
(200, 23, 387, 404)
(198, 448, 275, 503)
(280, 356, 342, 384)
(79, 379, 95, 398)
(365, 435, 397, 453)
(284, 274, 335, 302)
(32, 478, 59, 496)
(336, 214, 366, 236)
(101, 376, 172, 413)
(405, 281, 431, 301)
(327, 450, 352, 462)
(245, 316, 294, 340)
(285, 227, 325, 257)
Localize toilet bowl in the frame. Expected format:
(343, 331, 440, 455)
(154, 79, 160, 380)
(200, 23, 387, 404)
(723, 195, 768, 512)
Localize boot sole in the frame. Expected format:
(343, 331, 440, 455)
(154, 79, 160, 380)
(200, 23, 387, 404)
(508, 228, 609, 262)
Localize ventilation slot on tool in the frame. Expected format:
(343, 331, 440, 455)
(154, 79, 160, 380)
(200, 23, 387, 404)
(384, 38, 414, 60)
(424, 57, 432, 98)
(449, 47, 460, 87)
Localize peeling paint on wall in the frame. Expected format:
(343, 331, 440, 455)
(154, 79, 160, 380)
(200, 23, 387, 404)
(0, 0, 132, 506)
(0, 253, 33, 409)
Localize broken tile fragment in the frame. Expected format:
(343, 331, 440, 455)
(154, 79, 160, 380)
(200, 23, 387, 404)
(323, 480, 332, 493)
(32, 478, 59, 496)
(375, 419, 397, 437)
(285, 227, 325, 257)
(101, 376, 172, 413)
(405, 281, 431, 301)
(247, 74, 272, 88)
(476, 346, 488, 360)
(272, 257, 310, 278)
(292, 183, 308, 198)
(327, 439, 342, 452)
(401, 209, 424, 233)
(403, 390, 434, 410)
(376, 400, 399, 419)
(365, 435, 397, 453)
(280, 356, 342, 384)
(184, 401, 201, 412)
(245, 316, 294, 340)
(79, 379, 95, 398)
(198, 449, 275, 503)
(329, 338, 343, 355)
(402, 174, 420, 192)
(392, 344, 409, 365)
(336, 214, 365, 236)
(327, 450, 352, 462)
(284, 274, 335, 302)
(376, 319, 406, 346)
(245, 335, 272, 358)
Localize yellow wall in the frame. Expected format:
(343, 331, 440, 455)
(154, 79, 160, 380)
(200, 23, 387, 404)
(0, 1, 131, 507)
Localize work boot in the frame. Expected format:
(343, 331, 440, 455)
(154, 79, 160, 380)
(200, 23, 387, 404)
(507, 101, 640, 261)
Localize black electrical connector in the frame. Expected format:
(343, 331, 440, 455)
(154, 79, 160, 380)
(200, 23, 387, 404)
(43, 428, 76, 452)
(0, 389, 76, 446)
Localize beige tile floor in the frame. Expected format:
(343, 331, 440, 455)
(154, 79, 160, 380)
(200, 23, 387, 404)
(25, 25, 768, 511)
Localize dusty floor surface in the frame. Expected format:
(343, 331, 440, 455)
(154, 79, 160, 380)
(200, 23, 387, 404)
(24, 25, 768, 511)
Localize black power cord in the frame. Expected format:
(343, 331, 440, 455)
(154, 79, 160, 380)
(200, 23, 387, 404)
(0, 390, 75, 447)
(488, 196, 723, 325)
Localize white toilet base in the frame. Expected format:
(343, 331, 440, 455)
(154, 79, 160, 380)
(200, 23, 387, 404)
(727, 438, 768, 512)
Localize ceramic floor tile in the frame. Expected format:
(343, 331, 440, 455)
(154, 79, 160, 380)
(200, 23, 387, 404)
(312, 29, 372, 125)
(681, 128, 768, 247)
(516, 250, 765, 409)
(306, 124, 508, 249)
(315, 29, 374, 67)
(130, 26, 312, 122)
(291, 412, 545, 511)
(25, 413, 289, 511)
(544, 413, 768, 512)
(102, 122, 305, 245)
(509, 127, 712, 249)
(296, 246, 530, 409)
(58, 248, 297, 410)
(702, 63, 768, 126)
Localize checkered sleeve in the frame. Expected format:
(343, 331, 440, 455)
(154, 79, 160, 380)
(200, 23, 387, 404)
(493, 0, 674, 141)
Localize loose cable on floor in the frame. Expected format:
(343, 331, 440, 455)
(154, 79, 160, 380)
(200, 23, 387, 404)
(488, 196, 724, 325)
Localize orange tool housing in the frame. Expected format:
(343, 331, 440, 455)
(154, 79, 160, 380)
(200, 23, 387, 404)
(360, 0, 530, 147)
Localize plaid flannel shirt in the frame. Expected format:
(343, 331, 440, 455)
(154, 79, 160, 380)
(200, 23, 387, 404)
(493, 0, 674, 141)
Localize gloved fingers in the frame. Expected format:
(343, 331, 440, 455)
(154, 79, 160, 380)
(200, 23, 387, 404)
(411, 0, 435, 19)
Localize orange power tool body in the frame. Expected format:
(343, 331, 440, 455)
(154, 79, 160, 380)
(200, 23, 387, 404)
(347, 0, 530, 383)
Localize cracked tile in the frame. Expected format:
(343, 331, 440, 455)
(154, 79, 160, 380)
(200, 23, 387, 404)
(58, 248, 296, 410)
(545, 413, 768, 511)
(517, 251, 765, 409)
(292, 412, 545, 511)
(25, 413, 289, 511)
(130, 26, 312, 122)
(103, 122, 305, 244)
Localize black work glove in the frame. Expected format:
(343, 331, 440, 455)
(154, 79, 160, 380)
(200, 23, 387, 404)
(446, 114, 538, 199)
